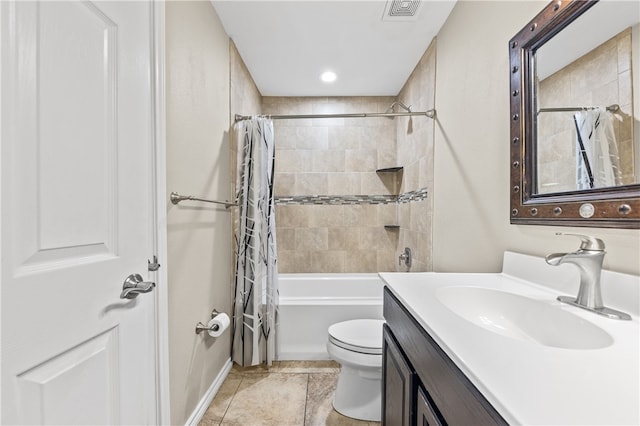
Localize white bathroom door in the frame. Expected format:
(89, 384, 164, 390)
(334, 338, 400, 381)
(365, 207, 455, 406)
(1, 1, 159, 424)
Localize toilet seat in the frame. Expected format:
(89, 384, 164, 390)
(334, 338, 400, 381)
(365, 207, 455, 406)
(328, 319, 384, 355)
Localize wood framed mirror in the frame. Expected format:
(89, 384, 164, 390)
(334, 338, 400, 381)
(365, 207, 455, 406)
(509, 0, 640, 228)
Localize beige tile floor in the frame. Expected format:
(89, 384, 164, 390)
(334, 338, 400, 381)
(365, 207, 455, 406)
(199, 361, 381, 426)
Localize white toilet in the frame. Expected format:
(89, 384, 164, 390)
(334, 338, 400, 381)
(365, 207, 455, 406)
(326, 319, 385, 422)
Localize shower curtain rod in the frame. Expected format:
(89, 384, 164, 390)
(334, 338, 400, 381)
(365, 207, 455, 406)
(234, 109, 436, 122)
(538, 104, 619, 114)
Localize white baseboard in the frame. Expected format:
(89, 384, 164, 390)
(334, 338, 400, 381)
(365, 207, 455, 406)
(185, 358, 233, 426)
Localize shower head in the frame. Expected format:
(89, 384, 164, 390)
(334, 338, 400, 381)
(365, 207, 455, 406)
(385, 101, 412, 118)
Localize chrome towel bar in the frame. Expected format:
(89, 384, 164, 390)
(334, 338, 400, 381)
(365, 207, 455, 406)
(170, 191, 238, 209)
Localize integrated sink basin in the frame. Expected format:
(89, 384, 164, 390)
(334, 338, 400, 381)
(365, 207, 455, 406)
(435, 286, 613, 349)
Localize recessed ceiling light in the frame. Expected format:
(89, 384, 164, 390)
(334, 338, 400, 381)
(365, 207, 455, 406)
(320, 71, 337, 83)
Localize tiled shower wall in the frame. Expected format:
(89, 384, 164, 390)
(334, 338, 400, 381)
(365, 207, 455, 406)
(266, 97, 401, 273)
(230, 42, 262, 183)
(395, 40, 437, 272)
(537, 28, 634, 193)
(230, 40, 437, 273)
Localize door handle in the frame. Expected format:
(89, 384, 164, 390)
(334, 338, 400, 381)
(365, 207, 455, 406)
(120, 273, 156, 299)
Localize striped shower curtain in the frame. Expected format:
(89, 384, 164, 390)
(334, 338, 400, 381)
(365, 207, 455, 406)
(574, 108, 622, 190)
(232, 117, 279, 367)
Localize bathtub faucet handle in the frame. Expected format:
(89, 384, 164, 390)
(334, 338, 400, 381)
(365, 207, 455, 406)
(398, 247, 412, 268)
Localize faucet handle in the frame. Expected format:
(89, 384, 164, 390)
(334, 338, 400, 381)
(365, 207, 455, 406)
(555, 232, 605, 251)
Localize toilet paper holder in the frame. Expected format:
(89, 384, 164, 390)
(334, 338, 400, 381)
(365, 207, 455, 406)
(195, 309, 222, 335)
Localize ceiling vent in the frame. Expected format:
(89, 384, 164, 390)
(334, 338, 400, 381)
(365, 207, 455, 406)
(382, 0, 422, 21)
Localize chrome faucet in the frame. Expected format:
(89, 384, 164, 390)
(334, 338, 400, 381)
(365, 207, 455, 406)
(545, 233, 630, 320)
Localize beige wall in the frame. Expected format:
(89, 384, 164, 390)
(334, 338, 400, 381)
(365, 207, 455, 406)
(433, 0, 640, 275)
(166, 2, 232, 424)
(396, 40, 437, 272)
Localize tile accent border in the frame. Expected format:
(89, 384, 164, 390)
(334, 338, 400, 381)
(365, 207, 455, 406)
(275, 187, 429, 205)
(397, 187, 429, 204)
(275, 194, 397, 205)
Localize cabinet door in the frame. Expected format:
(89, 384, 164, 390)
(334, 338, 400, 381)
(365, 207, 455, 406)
(416, 386, 444, 426)
(383, 325, 414, 426)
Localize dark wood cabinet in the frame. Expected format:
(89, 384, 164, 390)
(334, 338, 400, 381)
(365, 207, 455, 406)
(416, 386, 443, 426)
(382, 287, 507, 426)
(382, 325, 414, 426)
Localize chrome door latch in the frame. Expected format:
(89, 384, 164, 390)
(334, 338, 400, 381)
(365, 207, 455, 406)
(148, 255, 161, 272)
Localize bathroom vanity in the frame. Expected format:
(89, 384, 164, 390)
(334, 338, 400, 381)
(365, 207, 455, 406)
(383, 288, 506, 425)
(380, 252, 639, 425)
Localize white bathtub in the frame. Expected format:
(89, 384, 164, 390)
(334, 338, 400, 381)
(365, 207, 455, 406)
(277, 273, 384, 360)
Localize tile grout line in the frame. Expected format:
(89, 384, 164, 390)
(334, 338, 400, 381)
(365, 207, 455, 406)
(218, 374, 243, 426)
(302, 373, 310, 426)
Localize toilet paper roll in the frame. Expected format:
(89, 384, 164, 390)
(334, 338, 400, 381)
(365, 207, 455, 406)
(207, 313, 230, 337)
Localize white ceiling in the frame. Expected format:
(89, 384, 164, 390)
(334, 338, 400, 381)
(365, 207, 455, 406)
(211, 0, 457, 97)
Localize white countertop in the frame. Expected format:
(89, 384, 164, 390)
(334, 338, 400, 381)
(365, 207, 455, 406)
(379, 252, 640, 425)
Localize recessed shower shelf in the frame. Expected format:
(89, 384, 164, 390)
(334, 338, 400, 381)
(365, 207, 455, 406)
(384, 225, 400, 230)
(376, 166, 403, 173)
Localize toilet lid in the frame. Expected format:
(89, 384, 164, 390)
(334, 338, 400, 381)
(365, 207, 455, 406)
(328, 319, 385, 355)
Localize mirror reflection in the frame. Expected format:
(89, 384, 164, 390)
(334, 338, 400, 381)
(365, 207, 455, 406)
(534, 1, 639, 195)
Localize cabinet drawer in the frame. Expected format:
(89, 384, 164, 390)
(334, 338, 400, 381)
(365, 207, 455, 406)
(384, 287, 506, 425)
